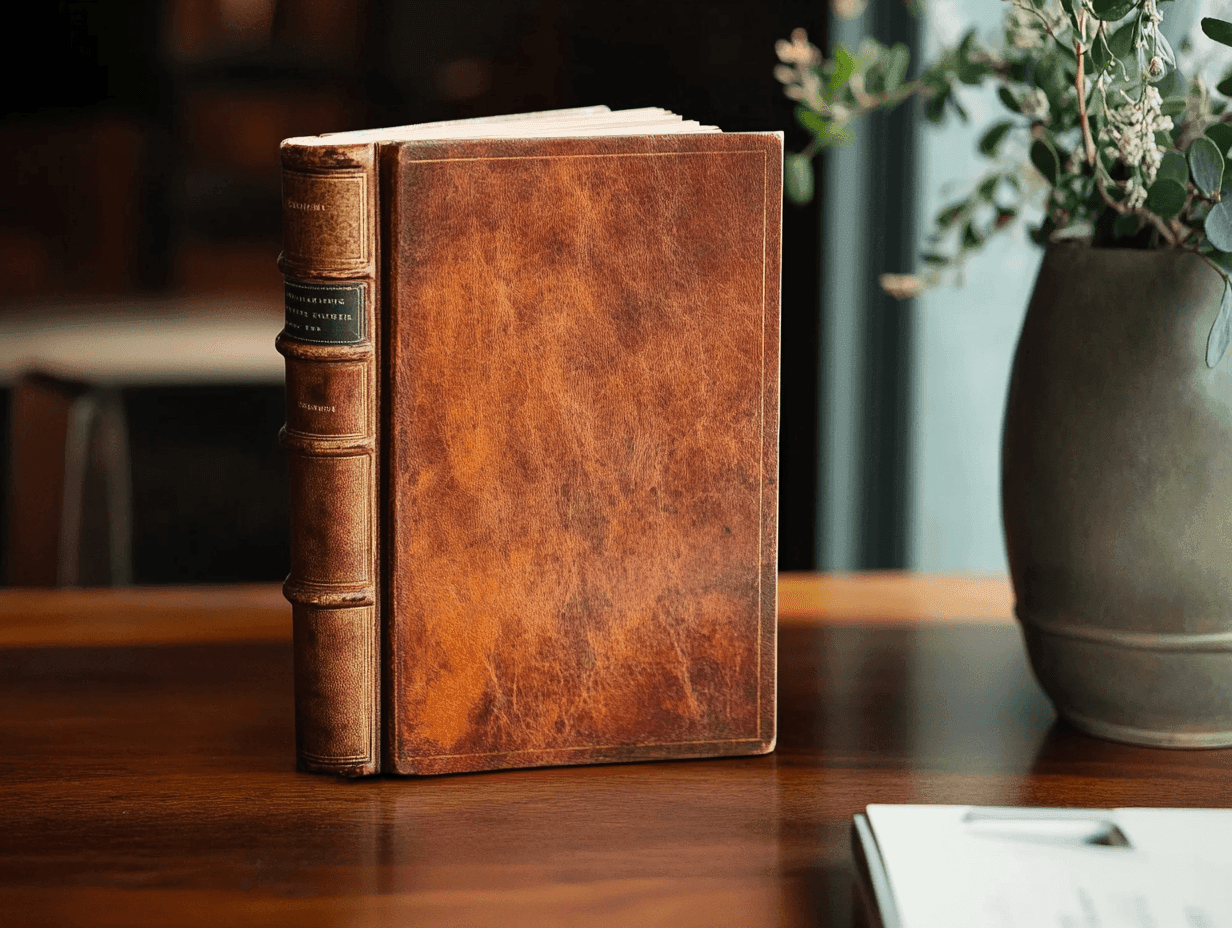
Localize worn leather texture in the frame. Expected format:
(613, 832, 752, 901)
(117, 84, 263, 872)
(382, 133, 781, 774)
(293, 603, 378, 773)
(281, 167, 370, 269)
(286, 360, 367, 438)
(278, 140, 381, 776)
(287, 451, 372, 585)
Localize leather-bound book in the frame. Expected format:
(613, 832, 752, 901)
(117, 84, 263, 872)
(277, 107, 782, 776)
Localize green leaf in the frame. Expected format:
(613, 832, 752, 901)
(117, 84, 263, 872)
(1055, 43, 1079, 78)
(998, 86, 1021, 114)
(1206, 199, 1232, 250)
(1091, 38, 1111, 75)
(961, 220, 984, 249)
(883, 43, 909, 92)
(864, 63, 886, 96)
(948, 93, 969, 122)
(1190, 137, 1225, 197)
(920, 252, 948, 266)
(1092, 0, 1137, 21)
(1206, 250, 1232, 273)
(1202, 18, 1232, 49)
(925, 81, 950, 124)
(833, 44, 856, 82)
(1218, 68, 1232, 97)
(1107, 20, 1137, 60)
(957, 30, 984, 85)
(1159, 96, 1188, 117)
(956, 61, 986, 86)
(785, 153, 815, 205)
(795, 106, 830, 138)
(936, 200, 968, 227)
(1157, 151, 1189, 185)
(1034, 53, 1067, 100)
(979, 121, 1013, 157)
(1145, 177, 1187, 218)
(1208, 279, 1232, 368)
(1030, 138, 1060, 186)
(1153, 69, 1184, 98)
(1206, 123, 1232, 156)
(829, 44, 856, 101)
(977, 175, 1000, 200)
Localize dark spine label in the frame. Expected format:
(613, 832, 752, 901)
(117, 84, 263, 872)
(283, 279, 365, 345)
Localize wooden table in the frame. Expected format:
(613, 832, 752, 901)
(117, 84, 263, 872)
(1, 574, 1228, 927)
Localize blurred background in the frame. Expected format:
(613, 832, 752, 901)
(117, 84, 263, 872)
(0, 0, 1031, 586)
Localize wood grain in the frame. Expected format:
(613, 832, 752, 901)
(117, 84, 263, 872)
(0, 575, 1227, 927)
(0, 584, 289, 648)
(0, 574, 1009, 649)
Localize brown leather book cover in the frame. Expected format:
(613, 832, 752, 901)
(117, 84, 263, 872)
(279, 110, 781, 776)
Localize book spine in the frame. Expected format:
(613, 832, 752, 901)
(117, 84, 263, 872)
(276, 141, 380, 777)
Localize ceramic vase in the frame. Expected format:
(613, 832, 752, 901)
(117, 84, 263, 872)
(1002, 243, 1232, 747)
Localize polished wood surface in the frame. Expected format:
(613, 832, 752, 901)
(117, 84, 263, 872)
(1, 574, 1228, 927)
(0, 583, 289, 648)
(0, 573, 1011, 648)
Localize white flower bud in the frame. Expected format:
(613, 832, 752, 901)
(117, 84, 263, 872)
(880, 274, 925, 299)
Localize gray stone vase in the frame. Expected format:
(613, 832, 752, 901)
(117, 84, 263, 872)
(1002, 243, 1232, 747)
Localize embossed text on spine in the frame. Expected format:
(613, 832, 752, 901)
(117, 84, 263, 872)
(283, 278, 365, 345)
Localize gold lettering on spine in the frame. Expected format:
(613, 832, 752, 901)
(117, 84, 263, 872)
(282, 170, 368, 268)
(286, 360, 367, 438)
(279, 141, 378, 775)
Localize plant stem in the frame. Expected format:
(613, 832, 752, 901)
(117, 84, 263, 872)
(1192, 248, 1232, 288)
(852, 79, 924, 111)
(1093, 174, 1127, 215)
(1075, 10, 1097, 167)
(1144, 209, 1178, 246)
(1092, 176, 1178, 247)
(1143, 209, 1178, 246)
(1012, 0, 1061, 43)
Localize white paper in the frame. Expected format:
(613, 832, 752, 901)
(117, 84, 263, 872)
(865, 805, 1232, 928)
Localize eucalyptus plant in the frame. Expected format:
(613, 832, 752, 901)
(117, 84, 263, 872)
(777, 0, 1232, 366)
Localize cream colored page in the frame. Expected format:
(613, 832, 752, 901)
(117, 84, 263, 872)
(294, 107, 718, 146)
